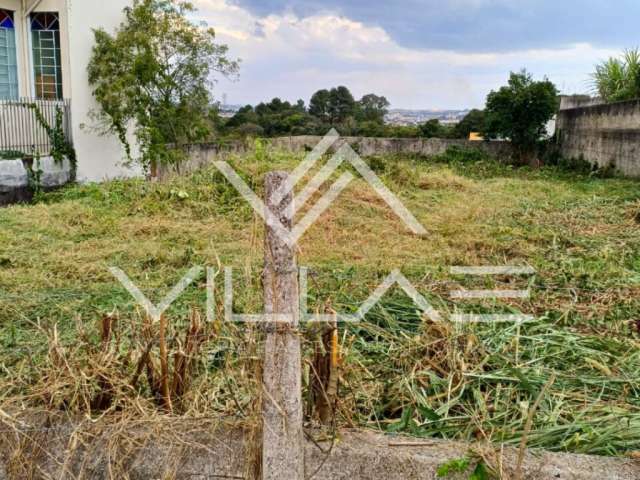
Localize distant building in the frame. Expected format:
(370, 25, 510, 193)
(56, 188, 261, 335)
(385, 109, 469, 126)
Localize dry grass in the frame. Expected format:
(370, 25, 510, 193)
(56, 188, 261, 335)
(1, 146, 639, 474)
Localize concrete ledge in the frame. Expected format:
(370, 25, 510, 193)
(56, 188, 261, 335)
(0, 160, 28, 189)
(1, 419, 638, 480)
(0, 157, 72, 206)
(39, 157, 73, 188)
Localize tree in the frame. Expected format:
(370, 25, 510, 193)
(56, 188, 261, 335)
(386, 125, 420, 138)
(419, 119, 448, 138)
(225, 105, 258, 129)
(593, 49, 640, 102)
(309, 89, 331, 122)
(453, 109, 485, 139)
(88, 0, 239, 171)
(327, 86, 356, 124)
(308, 86, 356, 126)
(246, 98, 312, 136)
(355, 120, 387, 137)
(235, 122, 264, 138)
(356, 94, 390, 123)
(484, 70, 558, 165)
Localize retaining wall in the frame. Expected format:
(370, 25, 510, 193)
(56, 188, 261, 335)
(3, 421, 639, 480)
(157, 136, 513, 180)
(0, 157, 73, 206)
(557, 98, 640, 177)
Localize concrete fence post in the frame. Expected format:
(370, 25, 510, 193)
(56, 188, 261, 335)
(261, 171, 304, 480)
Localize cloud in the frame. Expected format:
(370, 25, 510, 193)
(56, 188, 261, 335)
(193, 0, 619, 109)
(226, 0, 640, 53)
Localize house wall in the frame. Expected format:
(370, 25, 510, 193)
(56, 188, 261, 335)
(66, 0, 141, 182)
(0, 0, 139, 182)
(556, 98, 640, 177)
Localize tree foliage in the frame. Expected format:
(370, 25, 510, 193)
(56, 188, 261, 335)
(356, 93, 390, 123)
(223, 85, 469, 140)
(485, 70, 558, 163)
(419, 119, 447, 138)
(327, 86, 356, 124)
(228, 87, 393, 137)
(227, 98, 317, 136)
(593, 49, 640, 102)
(88, 0, 239, 170)
(308, 89, 331, 122)
(453, 109, 485, 139)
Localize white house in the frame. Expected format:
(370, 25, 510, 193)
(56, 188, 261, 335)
(0, 0, 138, 182)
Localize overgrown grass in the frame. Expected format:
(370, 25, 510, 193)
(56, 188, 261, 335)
(1, 146, 639, 457)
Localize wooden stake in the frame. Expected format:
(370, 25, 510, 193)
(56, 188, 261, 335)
(261, 171, 304, 480)
(311, 317, 339, 425)
(158, 314, 172, 412)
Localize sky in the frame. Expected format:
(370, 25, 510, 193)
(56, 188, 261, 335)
(191, 0, 640, 110)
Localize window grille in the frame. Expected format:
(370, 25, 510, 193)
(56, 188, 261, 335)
(31, 12, 63, 100)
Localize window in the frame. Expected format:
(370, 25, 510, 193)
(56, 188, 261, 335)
(31, 12, 62, 100)
(0, 9, 18, 100)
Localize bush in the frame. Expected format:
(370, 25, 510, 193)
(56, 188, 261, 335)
(434, 146, 493, 164)
(485, 70, 558, 165)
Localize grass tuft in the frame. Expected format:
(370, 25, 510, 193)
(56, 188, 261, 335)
(1, 149, 639, 457)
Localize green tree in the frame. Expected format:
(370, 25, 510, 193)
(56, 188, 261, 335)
(356, 93, 390, 123)
(355, 120, 387, 137)
(235, 98, 312, 136)
(593, 49, 640, 102)
(225, 105, 259, 129)
(484, 70, 558, 165)
(309, 89, 331, 122)
(235, 123, 264, 137)
(453, 109, 485, 139)
(88, 0, 239, 171)
(386, 125, 420, 138)
(327, 86, 356, 124)
(419, 119, 447, 138)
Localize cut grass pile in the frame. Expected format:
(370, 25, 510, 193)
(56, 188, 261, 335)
(0, 146, 639, 457)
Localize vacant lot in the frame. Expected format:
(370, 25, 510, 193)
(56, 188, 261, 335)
(1, 147, 639, 457)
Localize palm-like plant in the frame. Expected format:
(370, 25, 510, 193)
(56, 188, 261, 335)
(593, 48, 640, 102)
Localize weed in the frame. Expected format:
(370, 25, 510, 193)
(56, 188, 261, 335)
(1, 151, 639, 458)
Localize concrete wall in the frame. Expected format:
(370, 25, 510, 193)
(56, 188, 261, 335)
(559, 95, 606, 110)
(156, 136, 513, 180)
(0, 155, 72, 205)
(557, 98, 640, 177)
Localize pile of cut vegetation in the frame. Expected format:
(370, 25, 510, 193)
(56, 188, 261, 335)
(1, 148, 639, 463)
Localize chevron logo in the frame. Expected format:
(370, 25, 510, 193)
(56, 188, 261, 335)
(213, 129, 427, 247)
